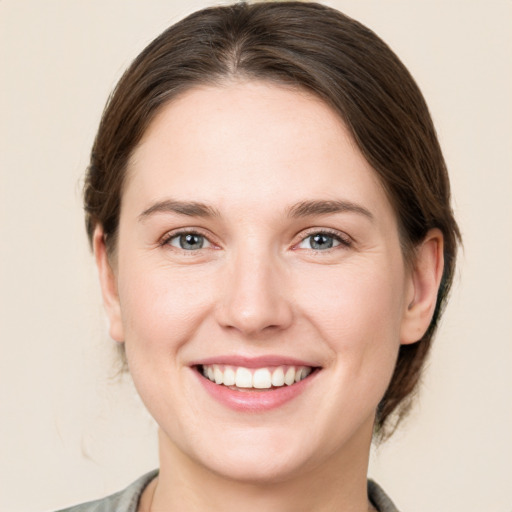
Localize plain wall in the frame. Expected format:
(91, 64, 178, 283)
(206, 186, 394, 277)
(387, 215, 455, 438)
(1, 1, 511, 511)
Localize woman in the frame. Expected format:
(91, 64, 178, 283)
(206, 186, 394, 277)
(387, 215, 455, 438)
(60, 1, 459, 511)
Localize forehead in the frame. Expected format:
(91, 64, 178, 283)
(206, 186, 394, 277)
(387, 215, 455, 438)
(124, 80, 392, 221)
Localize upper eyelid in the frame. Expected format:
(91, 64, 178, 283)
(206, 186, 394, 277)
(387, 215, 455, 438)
(159, 227, 216, 246)
(294, 227, 353, 244)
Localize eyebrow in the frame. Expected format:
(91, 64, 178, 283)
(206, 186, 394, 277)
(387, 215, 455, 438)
(138, 199, 221, 220)
(138, 198, 373, 222)
(287, 199, 374, 220)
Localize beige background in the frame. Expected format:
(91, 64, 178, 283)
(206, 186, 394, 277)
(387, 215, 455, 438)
(1, 1, 511, 511)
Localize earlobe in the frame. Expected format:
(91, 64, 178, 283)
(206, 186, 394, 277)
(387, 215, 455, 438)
(400, 229, 444, 345)
(93, 227, 125, 343)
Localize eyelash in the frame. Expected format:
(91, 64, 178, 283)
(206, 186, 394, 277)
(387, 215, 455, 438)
(159, 228, 353, 253)
(159, 229, 214, 252)
(294, 228, 353, 251)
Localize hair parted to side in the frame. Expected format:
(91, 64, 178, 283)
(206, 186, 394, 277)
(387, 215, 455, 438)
(84, 1, 460, 438)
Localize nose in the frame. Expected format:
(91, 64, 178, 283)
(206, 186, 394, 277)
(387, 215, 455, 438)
(215, 248, 294, 337)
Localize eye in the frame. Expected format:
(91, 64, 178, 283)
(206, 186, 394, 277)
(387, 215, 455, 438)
(297, 232, 349, 251)
(167, 232, 211, 251)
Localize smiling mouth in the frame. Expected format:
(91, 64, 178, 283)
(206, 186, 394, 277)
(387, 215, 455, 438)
(197, 364, 318, 391)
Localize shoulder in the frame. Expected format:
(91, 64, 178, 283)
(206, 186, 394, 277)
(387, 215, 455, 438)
(54, 472, 396, 512)
(368, 479, 401, 512)
(54, 470, 159, 512)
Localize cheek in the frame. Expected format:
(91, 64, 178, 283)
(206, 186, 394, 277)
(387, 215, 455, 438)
(301, 258, 404, 325)
(297, 259, 406, 375)
(117, 262, 216, 355)
(114, 262, 218, 426)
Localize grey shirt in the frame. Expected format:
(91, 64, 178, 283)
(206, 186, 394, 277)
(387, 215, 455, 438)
(56, 470, 400, 512)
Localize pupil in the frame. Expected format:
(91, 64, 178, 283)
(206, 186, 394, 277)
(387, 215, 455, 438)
(181, 234, 203, 249)
(311, 234, 333, 250)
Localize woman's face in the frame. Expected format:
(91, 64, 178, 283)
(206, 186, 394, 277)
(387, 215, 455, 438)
(98, 81, 423, 482)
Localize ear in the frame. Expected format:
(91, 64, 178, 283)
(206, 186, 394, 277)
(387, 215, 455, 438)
(400, 229, 444, 345)
(93, 226, 124, 343)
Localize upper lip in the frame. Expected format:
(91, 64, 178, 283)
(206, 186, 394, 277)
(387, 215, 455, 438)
(190, 355, 320, 368)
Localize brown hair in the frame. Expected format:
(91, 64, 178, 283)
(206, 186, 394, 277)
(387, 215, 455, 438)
(84, 1, 460, 437)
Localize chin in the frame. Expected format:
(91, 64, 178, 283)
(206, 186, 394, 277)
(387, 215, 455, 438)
(163, 420, 319, 485)
(200, 444, 312, 485)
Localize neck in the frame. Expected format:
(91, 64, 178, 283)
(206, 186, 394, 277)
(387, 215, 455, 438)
(147, 426, 374, 512)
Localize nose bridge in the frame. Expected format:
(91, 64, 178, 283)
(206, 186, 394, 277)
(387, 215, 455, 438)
(216, 240, 293, 336)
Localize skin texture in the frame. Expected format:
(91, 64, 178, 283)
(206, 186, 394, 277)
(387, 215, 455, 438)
(94, 81, 443, 512)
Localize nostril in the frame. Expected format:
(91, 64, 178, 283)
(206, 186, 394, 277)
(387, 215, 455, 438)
(215, 300, 294, 336)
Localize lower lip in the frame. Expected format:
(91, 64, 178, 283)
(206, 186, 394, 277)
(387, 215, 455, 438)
(194, 369, 318, 412)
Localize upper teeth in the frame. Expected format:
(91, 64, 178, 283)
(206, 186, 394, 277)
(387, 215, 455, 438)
(201, 365, 312, 389)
